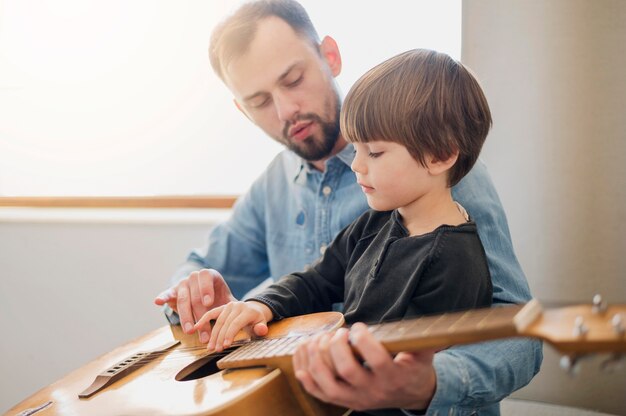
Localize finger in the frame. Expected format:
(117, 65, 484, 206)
(295, 366, 325, 399)
(349, 322, 393, 376)
(176, 283, 195, 334)
(189, 272, 209, 322)
(208, 303, 234, 351)
(293, 341, 308, 373)
(293, 341, 328, 399)
(153, 287, 176, 306)
(216, 303, 251, 349)
(198, 269, 216, 307)
(394, 349, 436, 366)
(306, 334, 339, 387)
(252, 322, 268, 337)
(303, 337, 358, 406)
(326, 327, 371, 386)
(194, 306, 224, 345)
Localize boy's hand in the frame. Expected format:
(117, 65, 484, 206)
(194, 301, 273, 352)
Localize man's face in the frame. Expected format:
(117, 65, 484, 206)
(222, 17, 341, 162)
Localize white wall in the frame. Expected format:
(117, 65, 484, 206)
(0, 0, 461, 197)
(0, 210, 227, 413)
(463, 0, 626, 414)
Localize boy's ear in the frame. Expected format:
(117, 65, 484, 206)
(427, 151, 459, 177)
(233, 98, 251, 121)
(319, 35, 342, 77)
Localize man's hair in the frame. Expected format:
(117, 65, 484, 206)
(341, 49, 492, 187)
(209, 0, 320, 81)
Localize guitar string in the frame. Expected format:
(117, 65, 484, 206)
(100, 307, 534, 370)
(104, 338, 303, 369)
(110, 313, 473, 367)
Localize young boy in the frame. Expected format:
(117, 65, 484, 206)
(195, 49, 494, 355)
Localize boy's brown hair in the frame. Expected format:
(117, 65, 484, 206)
(341, 49, 492, 187)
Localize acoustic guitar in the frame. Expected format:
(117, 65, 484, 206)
(7, 299, 626, 416)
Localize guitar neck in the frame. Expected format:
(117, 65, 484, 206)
(218, 301, 542, 371)
(372, 301, 540, 354)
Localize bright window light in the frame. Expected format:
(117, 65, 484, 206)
(0, 0, 461, 196)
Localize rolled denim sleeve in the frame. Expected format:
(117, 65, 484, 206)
(170, 176, 271, 299)
(425, 339, 542, 415)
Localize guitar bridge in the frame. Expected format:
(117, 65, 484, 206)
(78, 340, 179, 398)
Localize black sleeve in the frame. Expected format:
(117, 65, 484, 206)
(249, 211, 371, 319)
(411, 228, 493, 316)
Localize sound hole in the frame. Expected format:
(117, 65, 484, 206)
(175, 347, 240, 381)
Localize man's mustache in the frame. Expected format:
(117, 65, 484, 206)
(282, 113, 323, 140)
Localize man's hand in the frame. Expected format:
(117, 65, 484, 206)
(154, 269, 236, 342)
(292, 322, 437, 412)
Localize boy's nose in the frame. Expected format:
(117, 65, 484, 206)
(351, 155, 366, 174)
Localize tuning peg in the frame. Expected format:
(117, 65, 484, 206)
(573, 316, 588, 338)
(612, 313, 625, 336)
(559, 354, 582, 376)
(592, 294, 607, 314)
(600, 353, 625, 373)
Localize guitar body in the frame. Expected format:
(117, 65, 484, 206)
(7, 312, 347, 416)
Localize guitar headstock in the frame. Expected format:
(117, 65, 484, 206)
(522, 296, 626, 355)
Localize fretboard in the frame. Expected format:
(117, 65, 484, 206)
(217, 302, 541, 371)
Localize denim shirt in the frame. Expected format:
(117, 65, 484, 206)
(171, 143, 542, 415)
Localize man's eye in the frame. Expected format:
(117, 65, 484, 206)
(286, 76, 303, 87)
(250, 98, 270, 109)
(368, 152, 383, 158)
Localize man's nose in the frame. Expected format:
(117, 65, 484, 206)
(274, 93, 299, 122)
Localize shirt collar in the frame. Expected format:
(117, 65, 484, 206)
(292, 142, 355, 183)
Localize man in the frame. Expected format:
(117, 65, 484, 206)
(155, 1, 542, 414)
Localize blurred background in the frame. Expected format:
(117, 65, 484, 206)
(1, 0, 625, 414)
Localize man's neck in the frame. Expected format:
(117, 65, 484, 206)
(309, 137, 348, 172)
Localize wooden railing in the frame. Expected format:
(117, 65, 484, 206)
(0, 196, 238, 209)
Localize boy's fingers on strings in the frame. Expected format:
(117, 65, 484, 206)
(192, 306, 223, 349)
(208, 302, 240, 351)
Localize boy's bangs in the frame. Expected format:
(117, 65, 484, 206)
(340, 80, 404, 144)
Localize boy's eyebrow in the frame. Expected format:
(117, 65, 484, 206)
(242, 63, 301, 102)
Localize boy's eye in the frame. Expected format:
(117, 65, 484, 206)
(368, 151, 383, 158)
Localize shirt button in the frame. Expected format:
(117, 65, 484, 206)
(322, 186, 332, 196)
(320, 244, 327, 255)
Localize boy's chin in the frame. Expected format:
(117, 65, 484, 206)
(366, 198, 393, 212)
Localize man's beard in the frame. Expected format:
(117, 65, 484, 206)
(281, 93, 341, 162)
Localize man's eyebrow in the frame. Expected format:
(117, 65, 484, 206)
(243, 91, 267, 103)
(277, 63, 300, 82)
(242, 63, 301, 102)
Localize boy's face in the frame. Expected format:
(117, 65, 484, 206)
(222, 17, 342, 162)
(351, 141, 442, 212)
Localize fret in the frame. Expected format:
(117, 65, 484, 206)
(419, 313, 462, 336)
(221, 335, 304, 364)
